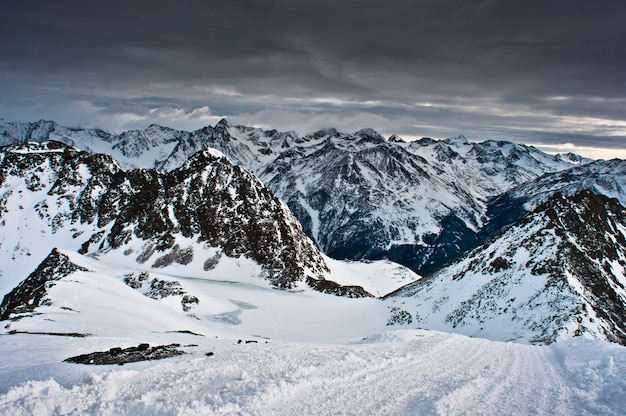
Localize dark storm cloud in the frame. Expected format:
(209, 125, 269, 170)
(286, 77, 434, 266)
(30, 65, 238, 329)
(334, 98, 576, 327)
(1, 0, 625, 157)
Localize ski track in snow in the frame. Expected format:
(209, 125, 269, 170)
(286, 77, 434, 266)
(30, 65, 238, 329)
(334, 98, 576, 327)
(2, 331, 624, 416)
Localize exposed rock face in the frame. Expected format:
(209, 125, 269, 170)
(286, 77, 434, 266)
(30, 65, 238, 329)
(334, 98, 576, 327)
(122, 272, 199, 312)
(386, 191, 626, 346)
(0, 249, 87, 321)
(542, 191, 626, 345)
(305, 277, 374, 298)
(0, 119, 592, 275)
(64, 343, 185, 365)
(0, 142, 329, 291)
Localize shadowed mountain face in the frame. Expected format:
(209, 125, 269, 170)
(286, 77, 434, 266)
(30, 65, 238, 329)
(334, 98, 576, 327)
(387, 191, 626, 346)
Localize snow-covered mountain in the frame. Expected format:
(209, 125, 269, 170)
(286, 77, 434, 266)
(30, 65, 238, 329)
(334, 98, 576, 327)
(259, 129, 590, 275)
(0, 118, 592, 275)
(1, 122, 626, 415)
(0, 119, 293, 173)
(482, 158, 626, 241)
(2, 244, 624, 415)
(386, 190, 626, 345)
(0, 141, 420, 302)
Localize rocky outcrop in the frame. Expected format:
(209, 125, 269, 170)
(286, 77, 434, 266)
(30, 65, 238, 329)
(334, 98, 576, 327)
(0, 249, 87, 321)
(0, 142, 329, 290)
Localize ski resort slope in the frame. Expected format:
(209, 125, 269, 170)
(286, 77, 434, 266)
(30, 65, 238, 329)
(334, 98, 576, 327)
(1, 330, 625, 415)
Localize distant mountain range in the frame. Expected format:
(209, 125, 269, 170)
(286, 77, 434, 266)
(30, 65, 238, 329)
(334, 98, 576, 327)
(1, 118, 626, 345)
(5, 118, 621, 277)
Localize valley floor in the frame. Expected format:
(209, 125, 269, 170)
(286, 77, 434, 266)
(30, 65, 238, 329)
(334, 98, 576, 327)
(1, 252, 625, 415)
(1, 329, 625, 415)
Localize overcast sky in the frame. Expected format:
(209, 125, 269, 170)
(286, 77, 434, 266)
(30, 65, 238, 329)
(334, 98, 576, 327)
(1, 0, 625, 158)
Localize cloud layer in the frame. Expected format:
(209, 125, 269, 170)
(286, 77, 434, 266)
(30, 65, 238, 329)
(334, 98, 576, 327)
(1, 1, 625, 157)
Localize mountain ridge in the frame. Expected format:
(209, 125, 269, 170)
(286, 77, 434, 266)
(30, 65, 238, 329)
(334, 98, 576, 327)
(0, 141, 327, 293)
(386, 190, 626, 345)
(2, 118, 618, 278)
(0, 140, 422, 302)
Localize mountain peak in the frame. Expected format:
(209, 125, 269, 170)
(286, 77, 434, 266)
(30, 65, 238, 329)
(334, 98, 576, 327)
(354, 128, 382, 137)
(145, 123, 169, 130)
(34, 119, 57, 126)
(388, 135, 406, 143)
(309, 127, 340, 139)
(353, 128, 386, 145)
(0, 142, 333, 292)
(215, 118, 231, 129)
(387, 190, 626, 345)
(446, 134, 468, 145)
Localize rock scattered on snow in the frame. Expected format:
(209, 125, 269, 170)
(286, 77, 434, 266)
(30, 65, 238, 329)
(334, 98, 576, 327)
(64, 343, 185, 365)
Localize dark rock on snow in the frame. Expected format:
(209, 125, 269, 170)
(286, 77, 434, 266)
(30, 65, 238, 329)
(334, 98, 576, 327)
(64, 343, 185, 365)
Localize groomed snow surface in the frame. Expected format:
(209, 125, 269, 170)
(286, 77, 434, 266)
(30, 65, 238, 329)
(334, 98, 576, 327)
(1, 253, 625, 416)
(1, 331, 625, 415)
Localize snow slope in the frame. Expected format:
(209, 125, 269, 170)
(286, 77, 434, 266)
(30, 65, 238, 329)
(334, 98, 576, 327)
(386, 191, 626, 345)
(0, 249, 625, 415)
(2, 331, 625, 416)
(0, 249, 389, 343)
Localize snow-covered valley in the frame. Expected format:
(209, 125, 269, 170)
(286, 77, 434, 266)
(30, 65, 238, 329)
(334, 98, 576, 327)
(1, 252, 625, 415)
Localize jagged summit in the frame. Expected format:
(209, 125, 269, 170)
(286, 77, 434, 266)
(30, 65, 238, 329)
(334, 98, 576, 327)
(306, 127, 341, 140)
(0, 118, 599, 276)
(414, 137, 435, 145)
(353, 128, 386, 143)
(387, 190, 626, 345)
(388, 134, 406, 143)
(213, 118, 232, 132)
(215, 117, 231, 127)
(444, 134, 469, 145)
(144, 123, 177, 132)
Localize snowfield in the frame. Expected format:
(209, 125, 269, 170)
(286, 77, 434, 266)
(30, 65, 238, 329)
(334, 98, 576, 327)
(1, 331, 625, 415)
(0, 249, 625, 415)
